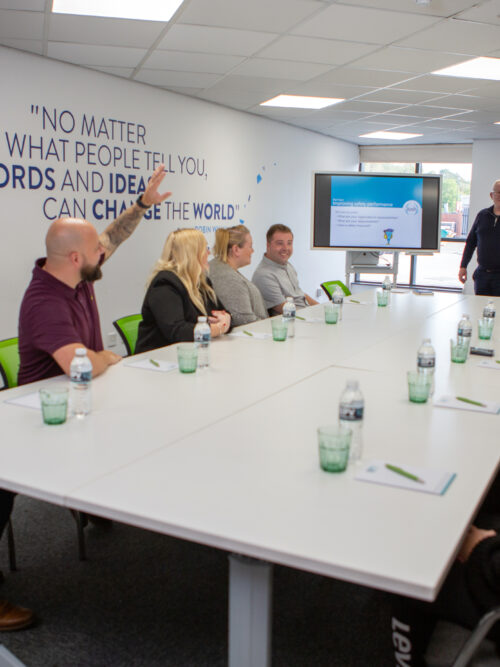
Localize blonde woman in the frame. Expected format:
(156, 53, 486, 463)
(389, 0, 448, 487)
(208, 225, 268, 326)
(136, 229, 231, 353)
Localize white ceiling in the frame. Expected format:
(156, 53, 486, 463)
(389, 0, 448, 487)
(2, 0, 500, 146)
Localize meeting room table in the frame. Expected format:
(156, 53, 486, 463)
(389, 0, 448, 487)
(1, 288, 499, 666)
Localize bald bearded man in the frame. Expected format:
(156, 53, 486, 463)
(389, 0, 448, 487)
(0, 164, 171, 632)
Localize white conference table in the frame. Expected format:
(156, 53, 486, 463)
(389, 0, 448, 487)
(1, 289, 499, 666)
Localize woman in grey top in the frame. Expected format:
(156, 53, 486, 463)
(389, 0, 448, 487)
(209, 225, 268, 326)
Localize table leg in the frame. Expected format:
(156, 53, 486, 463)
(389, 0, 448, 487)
(228, 554, 273, 667)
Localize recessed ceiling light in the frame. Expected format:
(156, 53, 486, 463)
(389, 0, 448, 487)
(432, 57, 500, 81)
(52, 0, 184, 21)
(260, 95, 344, 110)
(495, 122, 500, 125)
(359, 131, 423, 140)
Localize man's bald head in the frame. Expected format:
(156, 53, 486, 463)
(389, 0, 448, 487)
(45, 217, 97, 260)
(492, 181, 500, 194)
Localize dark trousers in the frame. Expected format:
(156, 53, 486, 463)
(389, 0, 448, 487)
(473, 267, 500, 296)
(0, 490, 15, 541)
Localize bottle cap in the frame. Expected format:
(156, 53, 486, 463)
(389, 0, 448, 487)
(346, 380, 359, 389)
(198, 316, 207, 322)
(286, 297, 293, 302)
(75, 348, 86, 356)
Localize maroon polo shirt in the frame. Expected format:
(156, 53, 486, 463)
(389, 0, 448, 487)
(17, 258, 104, 385)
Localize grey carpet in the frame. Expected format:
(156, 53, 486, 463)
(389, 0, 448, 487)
(0, 496, 498, 667)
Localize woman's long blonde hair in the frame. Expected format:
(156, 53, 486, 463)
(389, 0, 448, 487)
(147, 228, 215, 314)
(213, 225, 250, 263)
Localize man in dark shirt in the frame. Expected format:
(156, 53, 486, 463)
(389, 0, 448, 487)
(459, 180, 500, 295)
(0, 164, 171, 632)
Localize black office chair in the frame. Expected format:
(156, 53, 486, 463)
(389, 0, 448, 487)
(451, 607, 500, 666)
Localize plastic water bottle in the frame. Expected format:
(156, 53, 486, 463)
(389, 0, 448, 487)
(457, 314, 472, 348)
(483, 300, 496, 323)
(282, 297, 296, 338)
(194, 316, 211, 369)
(332, 286, 344, 321)
(417, 338, 435, 395)
(382, 275, 392, 303)
(70, 348, 92, 418)
(339, 380, 364, 463)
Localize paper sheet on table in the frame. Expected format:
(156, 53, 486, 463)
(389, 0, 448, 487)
(355, 460, 456, 496)
(229, 331, 273, 340)
(477, 359, 500, 371)
(391, 289, 409, 294)
(5, 391, 41, 410)
(434, 395, 500, 414)
(125, 358, 178, 372)
(345, 299, 369, 305)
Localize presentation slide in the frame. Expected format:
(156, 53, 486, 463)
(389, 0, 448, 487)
(329, 175, 423, 248)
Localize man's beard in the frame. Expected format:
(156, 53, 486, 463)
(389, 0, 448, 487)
(80, 262, 103, 282)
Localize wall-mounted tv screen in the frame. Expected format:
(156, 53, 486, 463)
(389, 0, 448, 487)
(313, 172, 441, 252)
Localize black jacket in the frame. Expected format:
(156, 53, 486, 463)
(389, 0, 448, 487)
(461, 205, 500, 271)
(136, 271, 228, 353)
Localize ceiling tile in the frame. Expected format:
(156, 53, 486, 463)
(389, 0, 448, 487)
(355, 89, 442, 104)
(144, 51, 244, 74)
(178, 0, 324, 33)
(205, 74, 298, 95)
(49, 15, 165, 49)
(292, 5, 439, 44)
(286, 81, 375, 99)
(335, 100, 406, 114)
(229, 57, 332, 80)
(335, 0, 479, 17)
(47, 43, 147, 68)
(134, 69, 222, 88)
(87, 65, 134, 78)
(391, 75, 478, 94)
(258, 36, 378, 66)
(314, 67, 415, 88)
(351, 46, 470, 75)
(158, 24, 278, 56)
(0, 9, 43, 39)
(0, 38, 42, 54)
(0, 1, 44, 9)
(197, 88, 274, 110)
(456, 0, 500, 26)
(397, 18, 500, 55)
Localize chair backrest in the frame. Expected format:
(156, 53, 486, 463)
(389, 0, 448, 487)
(112, 314, 142, 356)
(0, 337, 20, 390)
(320, 280, 351, 298)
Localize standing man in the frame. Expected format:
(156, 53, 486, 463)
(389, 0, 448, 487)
(252, 224, 318, 314)
(459, 181, 500, 295)
(0, 164, 171, 631)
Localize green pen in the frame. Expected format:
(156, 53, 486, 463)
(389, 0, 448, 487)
(149, 358, 160, 367)
(496, 360, 500, 364)
(385, 464, 424, 484)
(243, 330, 253, 337)
(350, 299, 360, 304)
(295, 315, 306, 321)
(456, 396, 486, 408)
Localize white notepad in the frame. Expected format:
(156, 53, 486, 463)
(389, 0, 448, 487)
(477, 359, 500, 371)
(355, 460, 456, 496)
(229, 331, 273, 340)
(125, 359, 178, 373)
(434, 395, 500, 414)
(5, 391, 41, 410)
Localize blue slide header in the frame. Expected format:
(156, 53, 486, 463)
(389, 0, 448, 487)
(331, 175, 423, 208)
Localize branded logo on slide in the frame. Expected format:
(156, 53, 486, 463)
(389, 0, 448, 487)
(404, 200, 420, 216)
(383, 228, 394, 245)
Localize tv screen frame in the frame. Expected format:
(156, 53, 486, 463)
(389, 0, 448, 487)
(311, 171, 442, 253)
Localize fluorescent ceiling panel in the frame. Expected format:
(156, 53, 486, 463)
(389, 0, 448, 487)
(432, 57, 500, 81)
(52, 0, 183, 21)
(359, 131, 423, 140)
(260, 95, 343, 109)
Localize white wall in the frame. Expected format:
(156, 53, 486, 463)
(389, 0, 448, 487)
(464, 140, 500, 294)
(0, 46, 358, 350)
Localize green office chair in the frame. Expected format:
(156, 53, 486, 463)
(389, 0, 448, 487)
(0, 337, 20, 390)
(320, 280, 351, 299)
(113, 314, 143, 356)
(0, 338, 19, 570)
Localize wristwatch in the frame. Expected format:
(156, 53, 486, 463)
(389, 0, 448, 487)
(136, 195, 151, 209)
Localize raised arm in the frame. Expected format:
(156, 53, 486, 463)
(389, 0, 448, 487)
(99, 163, 172, 261)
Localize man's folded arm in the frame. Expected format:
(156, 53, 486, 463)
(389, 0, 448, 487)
(52, 343, 121, 377)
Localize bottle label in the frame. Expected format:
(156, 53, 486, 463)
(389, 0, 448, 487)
(195, 332, 210, 344)
(332, 296, 343, 304)
(417, 357, 435, 369)
(457, 327, 471, 337)
(339, 405, 364, 421)
(483, 309, 495, 318)
(71, 370, 91, 382)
